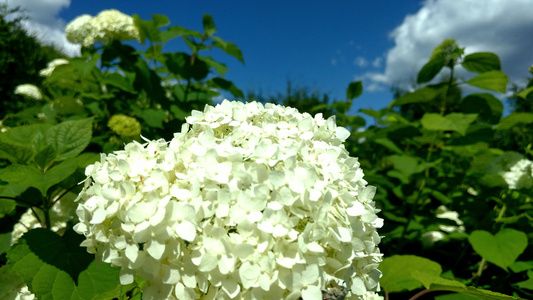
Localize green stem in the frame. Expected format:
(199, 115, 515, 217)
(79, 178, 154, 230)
(42, 195, 52, 229)
(184, 78, 191, 103)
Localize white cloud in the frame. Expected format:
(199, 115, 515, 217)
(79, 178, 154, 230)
(371, 57, 382, 68)
(354, 57, 368, 67)
(6, 0, 80, 56)
(372, 0, 533, 90)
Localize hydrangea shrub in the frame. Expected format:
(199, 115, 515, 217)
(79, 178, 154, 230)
(74, 100, 383, 300)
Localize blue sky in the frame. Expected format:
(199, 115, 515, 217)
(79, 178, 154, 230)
(9, 0, 533, 118)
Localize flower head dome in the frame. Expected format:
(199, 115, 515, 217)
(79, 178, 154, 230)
(74, 100, 383, 300)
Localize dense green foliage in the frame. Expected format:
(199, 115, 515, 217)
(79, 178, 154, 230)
(0, 4, 63, 113)
(0, 11, 531, 300)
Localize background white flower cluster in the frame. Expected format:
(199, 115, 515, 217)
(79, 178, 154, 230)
(39, 58, 69, 77)
(14, 84, 42, 100)
(65, 9, 140, 47)
(487, 151, 533, 190)
(74, 100, 383, 300)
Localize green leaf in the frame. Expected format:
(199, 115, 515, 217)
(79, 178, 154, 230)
(466, 71, 508, 93)
(102, 73, 136, 94)
(468, 228, 528, 271)
(495, 113, 533, 130)
(518, 86, 533, 99)
(390, 85, 442, 107)
(421, 113, 478, 136)
(212, 36, 245, 63)
(510, 261, 533, 273)
(515, 270, 533, 291)
(34, 145, 57, 171)
(379, 255, 442, 292)
(412, 271, 465, 289)
(0, 124, 50, 164)
(387, 155, 419, 179)
(133, 14, 169, 44)
(0, 158, 78, 196)
(462, 52, 501, 73)
(45, 118, 93, 161)
(76, 152, 100, 169)
(417, 56, 445, 84)
(0, 198, 17, 218)
(164, 25, 203, 41)
(197, 56, 229, 77)
(207, 77, 244, 99)
(163, 52, 210, 80)
(10, 228, 92, 283)
(360, 108, 388, 120)
(136, 108, 167, 129)
(346, 81, 363, 100)
(435, 293, 481, 300)
(431, 284, 521, 300)
(202, 14, 217, 37)
(7, 229, 124, 300)
(374, 138, 403, 154)
(0, 232, 11, 255)
(459, 93, 503, 124)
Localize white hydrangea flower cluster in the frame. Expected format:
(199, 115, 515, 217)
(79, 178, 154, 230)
(65, 9, 140, 47)
(14, 84, 42, 100)
(501, 159, 533, 190)
(39, 58, 69, 77)
(486, 151, 533, 190)
(0, 264, 35, 300)
(421, 205, 465, 247)
(74, 100, 383, 300)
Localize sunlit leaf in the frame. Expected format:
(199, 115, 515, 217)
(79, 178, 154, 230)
(468, 229, 528, 271)
(346, 81, 363, 100)
(421, 113, 478, 136)
(417, 56, 445, 84)
(466, 71, 508, 93)
(462, 52, 501, 73)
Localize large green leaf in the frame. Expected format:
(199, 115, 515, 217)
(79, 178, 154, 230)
(380, 255, 442, 292)
(466, 71, 508, 93)
(164, 52, 210, 80)
(515, 270, 533, 291)
(0, 198, 16, 218)
(390, 85, 442, 107)
(136, 108, 167, 129)
(417, 56, 445, 84)
(7, 229, 125, 300)
(197, 56, 229, 77)
(45, 118, 93, 161)
(101, 73, 136, 94)
(518, 86, 533, 99)
(346, 81, 363, 100)
(207, 77, 244, 99)
(133, 14, 169, 44)
(462, 52, 501, 73)
(0, 124, 50, 164)
(0, 158, 78, 196)
(421, 113, 478, 136)
(164, 25, 203, 42)
(495, 113, 533, 130)
(459, 93, 503, 124)
(202, 14, 217, 37)
(468, 229, 528, 271)
(212, 36, 245, 63)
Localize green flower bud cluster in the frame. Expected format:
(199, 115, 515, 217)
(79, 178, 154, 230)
(108, 114, 141, 138)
